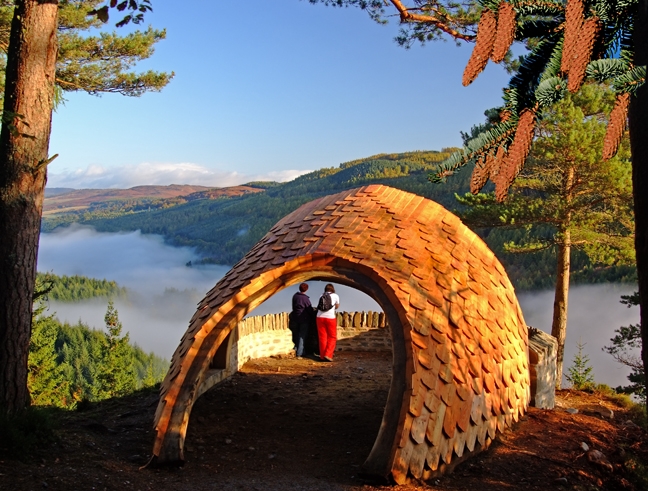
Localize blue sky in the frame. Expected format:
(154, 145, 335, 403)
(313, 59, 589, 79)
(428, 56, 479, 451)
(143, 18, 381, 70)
(48, 0, 512, 189)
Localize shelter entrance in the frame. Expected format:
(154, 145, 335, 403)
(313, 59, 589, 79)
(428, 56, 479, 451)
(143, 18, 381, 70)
(151, 185, 531, 484)
(184, 349, 392, 485)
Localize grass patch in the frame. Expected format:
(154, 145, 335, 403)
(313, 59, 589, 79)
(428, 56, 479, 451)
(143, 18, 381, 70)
(588, 384, 647, 427)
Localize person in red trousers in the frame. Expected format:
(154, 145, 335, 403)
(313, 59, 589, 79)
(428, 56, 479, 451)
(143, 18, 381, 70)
(315, 283, 340, 362)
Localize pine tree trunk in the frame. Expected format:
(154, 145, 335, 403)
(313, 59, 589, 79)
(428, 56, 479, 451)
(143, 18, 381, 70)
(551, 165, 574, 389)
(552, 234, 571, 389)
(0, 0, 58, 415)
(629, 0, 648, 401)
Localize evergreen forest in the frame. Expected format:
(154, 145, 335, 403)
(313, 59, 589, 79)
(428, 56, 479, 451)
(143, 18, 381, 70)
(29, 277, 167, 409)
(36, 272, 127, 302)
(42, 151, 636, 291)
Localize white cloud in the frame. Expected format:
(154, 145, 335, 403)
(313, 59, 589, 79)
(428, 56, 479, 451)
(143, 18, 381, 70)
(47, 162, 311, 189)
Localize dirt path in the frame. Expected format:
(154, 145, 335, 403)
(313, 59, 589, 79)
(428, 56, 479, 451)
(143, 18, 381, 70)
(1, 351, 646, 490)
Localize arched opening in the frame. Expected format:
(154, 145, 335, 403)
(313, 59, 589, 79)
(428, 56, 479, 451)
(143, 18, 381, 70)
(182, 280, 396, 485)
(195, 262, 410, 476)
(211, 330, 233, 370)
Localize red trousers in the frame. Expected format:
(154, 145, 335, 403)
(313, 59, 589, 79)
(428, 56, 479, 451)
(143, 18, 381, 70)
(316, 317, 337, 359)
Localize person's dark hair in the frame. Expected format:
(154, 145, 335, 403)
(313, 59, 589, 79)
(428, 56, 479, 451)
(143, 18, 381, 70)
(324, 283, 335, 293)
(299, 282, 309, 293)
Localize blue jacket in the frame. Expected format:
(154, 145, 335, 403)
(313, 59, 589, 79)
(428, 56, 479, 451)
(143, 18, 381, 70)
(291, 292, 312, 323)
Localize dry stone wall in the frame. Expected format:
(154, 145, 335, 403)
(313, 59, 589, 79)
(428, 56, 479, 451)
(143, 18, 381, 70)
(233, 311, 392, 366)
(235, 313, 292, 367)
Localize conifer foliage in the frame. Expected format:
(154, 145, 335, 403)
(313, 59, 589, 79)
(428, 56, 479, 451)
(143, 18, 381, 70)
(604, 292, 646, 401)
(566, 339, 595, 390)
(96, 301, 137, 399)
(0, 0, 172, 101)
(456, 85, 635, 386)
(430, 0, 644, 201)
(28, 304, 69, 408)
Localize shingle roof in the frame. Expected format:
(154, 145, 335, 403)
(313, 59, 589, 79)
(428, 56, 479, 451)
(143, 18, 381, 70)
(151, 184, 529, 483)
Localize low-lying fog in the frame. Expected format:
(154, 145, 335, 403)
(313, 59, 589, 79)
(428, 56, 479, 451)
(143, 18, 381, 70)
(38, 225, 639, 388)
(37, 225, 382, 359)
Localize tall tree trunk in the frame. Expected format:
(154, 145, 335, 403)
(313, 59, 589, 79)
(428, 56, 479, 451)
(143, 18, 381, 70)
(0, 0, 58, 415)
(552, 234, 571, 389)
(551, 165, 574, 389)
(629, 0, 648, 400)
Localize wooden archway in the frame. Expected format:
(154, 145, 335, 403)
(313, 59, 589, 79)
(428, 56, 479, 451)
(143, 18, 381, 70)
(151, 185, 530, 483)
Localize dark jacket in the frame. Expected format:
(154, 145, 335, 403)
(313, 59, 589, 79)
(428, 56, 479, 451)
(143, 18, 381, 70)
(291, 292, 312, 323)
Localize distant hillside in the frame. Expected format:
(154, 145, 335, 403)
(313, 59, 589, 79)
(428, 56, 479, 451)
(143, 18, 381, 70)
(43, 184, 265, 221)
(36, 272, 127, 302)
(43, 151, 464, 261)
(41, 151, 636, 290)
(44, 184, 214, 214)
(45, 187, 76, 198)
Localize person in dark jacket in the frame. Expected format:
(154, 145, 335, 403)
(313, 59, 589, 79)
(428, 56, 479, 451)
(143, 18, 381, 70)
(291, 282, 313, 358)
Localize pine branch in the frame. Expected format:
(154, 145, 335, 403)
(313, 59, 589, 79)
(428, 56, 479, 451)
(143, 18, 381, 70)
(388, 0, 475, 41)
(429, 120, 516, 182)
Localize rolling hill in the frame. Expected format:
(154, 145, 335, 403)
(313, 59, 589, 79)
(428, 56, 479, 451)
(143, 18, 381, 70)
(42, 150, 636, 290)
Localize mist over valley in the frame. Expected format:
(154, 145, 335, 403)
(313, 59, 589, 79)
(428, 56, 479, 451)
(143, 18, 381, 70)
(37, 225, 381, 359)
(37, 224, 639, 388)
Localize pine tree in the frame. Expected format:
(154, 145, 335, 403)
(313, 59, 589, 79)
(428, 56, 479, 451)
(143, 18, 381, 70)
(96, 301, 136, 400)
(0, 0, 162, 415)
(566, 339, 595, 390)
(58, 324, 103, 403)
(28, 303, 69, 408)
(141, 355, 158, 388)
(0, 0, 171, 101)
(456, 85, 635, 387)
(604, 292, 646, 401)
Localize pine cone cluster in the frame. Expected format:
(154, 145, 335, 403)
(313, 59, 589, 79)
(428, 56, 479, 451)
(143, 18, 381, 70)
(561, 0, 584, 73)
(471, 145, 507, 195)
(603, 92, 630, 160)
(470, 155, 491, 194)
(463, 4, 519, 86)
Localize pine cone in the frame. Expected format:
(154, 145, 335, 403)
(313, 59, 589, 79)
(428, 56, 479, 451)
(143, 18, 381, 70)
(487, 144, 506, 187)
(603, 92, 630, 160)
(470, 155, 490, 194)
(490, 144, 507, 181)
(561, 0, 585, 74)
(567, 17, 600, 93)
(492, 2, 516, 63)
(463, 9, 497, 86)
(495, 110, 536, 202)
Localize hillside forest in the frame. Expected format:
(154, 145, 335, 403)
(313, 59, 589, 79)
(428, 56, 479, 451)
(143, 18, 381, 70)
(29, 273, 167, 409)
(42, 150, 637, 292)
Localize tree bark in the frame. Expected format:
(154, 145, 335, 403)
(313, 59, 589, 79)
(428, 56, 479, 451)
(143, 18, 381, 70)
(551, 165, 574, 389)
(552, 234, 571, 389)
(628, 0, 648, 401)
(0, 0, 58, 415)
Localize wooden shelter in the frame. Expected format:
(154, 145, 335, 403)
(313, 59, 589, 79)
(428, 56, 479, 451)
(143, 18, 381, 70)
(151, 185, 530, 483)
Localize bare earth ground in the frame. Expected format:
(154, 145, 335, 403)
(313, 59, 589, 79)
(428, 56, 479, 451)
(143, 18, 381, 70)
(1, 351, 646, 491)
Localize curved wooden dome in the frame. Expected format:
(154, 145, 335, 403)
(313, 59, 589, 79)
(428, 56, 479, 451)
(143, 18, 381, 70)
(151, 185, 530, 483)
